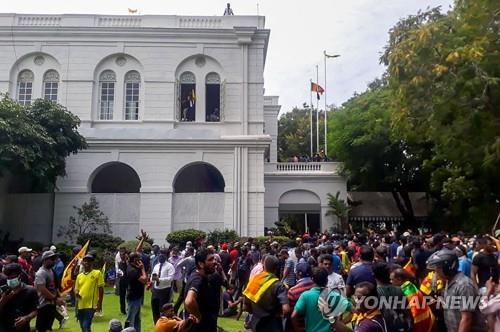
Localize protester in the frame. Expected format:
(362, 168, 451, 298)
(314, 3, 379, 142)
(125, 252, 148, 332)
(155, 302, 196, 332)
(351, 282, 386, 332)
(150, 249, 175, 323)
(168, 247, 183, 303)
(243, 255, 290, 332)
(35, 250, 65, 332)
(471, 237, 498, 292)
(288, 262, 315, 309)
(74, 254, 104, 332)
(173, 246, 195, 315)
(346, 245, 376, 297)
(318, 254, 346, 294)
(427, 248, 487, 332)
(221, 285, 240, 317)
(372, 262, 412, 332)
(184, 248, 221, 332)
(116, 247, 129, 315)
(279, 249, 296, 288)
(0, 263, 38, 332)
(291, 267, 351, 332)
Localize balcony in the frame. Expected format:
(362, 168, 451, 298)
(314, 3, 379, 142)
(264, 162, 341, 176)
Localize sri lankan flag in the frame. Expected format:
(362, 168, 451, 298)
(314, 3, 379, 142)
(243, 271, 278, 303)
(60, 240, 90, 295)
(401, 281, 434, 332)
(420, 271, 443, 296)
(311, 82, 324, 100)
(403, 257, 417, 275)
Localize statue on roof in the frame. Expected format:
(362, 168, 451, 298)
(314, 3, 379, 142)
(224, 3, 234, 16)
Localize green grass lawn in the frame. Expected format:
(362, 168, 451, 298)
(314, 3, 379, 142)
(36, 287, 246, 332)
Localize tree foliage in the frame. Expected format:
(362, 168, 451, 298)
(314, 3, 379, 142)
(326, 191, 351, 221)
(331, 0, 499, 231)
(0, 95, 87, 191)
(166, 229, 206, 248)
(278, 106, 326, 161)
(329, 83, 428, 227)
(57, 196, 111, 243)
(382, 0, 499, 229)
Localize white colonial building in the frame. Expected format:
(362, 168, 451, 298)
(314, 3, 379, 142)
(0, 13, 346, 244)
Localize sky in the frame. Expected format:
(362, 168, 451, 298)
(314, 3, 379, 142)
(4, 0, 455, 115)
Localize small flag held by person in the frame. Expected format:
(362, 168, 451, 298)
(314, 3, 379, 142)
(311, 82, 324, 100)
(60, 240, 90, 295)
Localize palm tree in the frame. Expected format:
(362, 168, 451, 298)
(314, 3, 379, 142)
(326, 191, 351, 231)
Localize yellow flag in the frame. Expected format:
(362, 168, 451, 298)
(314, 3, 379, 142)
(60, 240, 90, 295)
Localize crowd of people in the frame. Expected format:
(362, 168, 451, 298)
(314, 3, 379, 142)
(0, 227, 499, 332)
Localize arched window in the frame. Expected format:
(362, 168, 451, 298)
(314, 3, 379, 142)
(99, 70, 116, 120)
(174, 163, 225, 193)
(180, 72, 196, 122)
(124, 71, 140, 120)
(91, 162, 141, 193)
(43, 70, 59, 102)
(205, 72, 220, 122)
(17, 70, 34, 106)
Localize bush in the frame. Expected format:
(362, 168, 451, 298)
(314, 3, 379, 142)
(77, 233, 123, 252)
(206, 229, 240, 246)
(166, 229, 206, 248)
(119, 240, 153, 253)
(254, 236, 290, 248)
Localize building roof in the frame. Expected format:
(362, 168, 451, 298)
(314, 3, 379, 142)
(348, 192, 430, 217)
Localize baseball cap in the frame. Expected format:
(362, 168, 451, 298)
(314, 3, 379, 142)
(41, 250, 57, 261)
(296, 262, 312, 278)
(221, 243, 228, 250)
(18, 246, 32, 254)
(50, 245, 57, 251)
(83, 254, 95, 261)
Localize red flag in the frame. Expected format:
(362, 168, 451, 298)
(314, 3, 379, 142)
(311, 82, 324, 94)
(311, 82, 324, 100)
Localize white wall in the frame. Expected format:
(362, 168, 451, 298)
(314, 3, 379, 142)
(264, 175, 347, 231)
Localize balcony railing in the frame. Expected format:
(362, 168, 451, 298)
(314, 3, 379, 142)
(265, 162, 340, 175)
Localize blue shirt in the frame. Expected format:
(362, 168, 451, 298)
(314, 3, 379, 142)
(458, 256, 471, 277)
(346, 262, 376, 287)
(332, 254, 342, 274)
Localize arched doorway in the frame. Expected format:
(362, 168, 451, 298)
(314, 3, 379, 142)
(88, 162, 141, 240)
(90, 162, 141, 193)
(279, 190, 321, 234)
(172, 162, 225, 231)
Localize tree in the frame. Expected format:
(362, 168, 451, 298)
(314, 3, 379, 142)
(326, 191, 351, 230)
(57, 196, 111, 243)
(278, 106, 326, 161)
(328, 82, 429, 228)
(382, 0, 500, 230)
(0, 95, 87, 191)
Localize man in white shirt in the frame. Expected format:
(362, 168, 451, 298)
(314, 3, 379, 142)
(150, 249, 175, 324)
(318, 254, 345, 295)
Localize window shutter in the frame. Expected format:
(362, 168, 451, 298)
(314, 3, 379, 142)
(220, 79, 226, 121)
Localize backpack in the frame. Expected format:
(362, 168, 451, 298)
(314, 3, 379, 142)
(236, 256, 251, 280)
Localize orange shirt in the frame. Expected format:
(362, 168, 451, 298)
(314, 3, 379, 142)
(155, 317, 179, 332)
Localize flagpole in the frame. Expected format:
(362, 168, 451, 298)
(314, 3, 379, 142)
(309, 79, 313, 157)
(324, 52, 327, 156)
(324, 52, 341, 158)
(316, 65, 319, 155)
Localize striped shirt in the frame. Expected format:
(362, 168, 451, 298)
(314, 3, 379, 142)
(288, 277, 315, 308)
